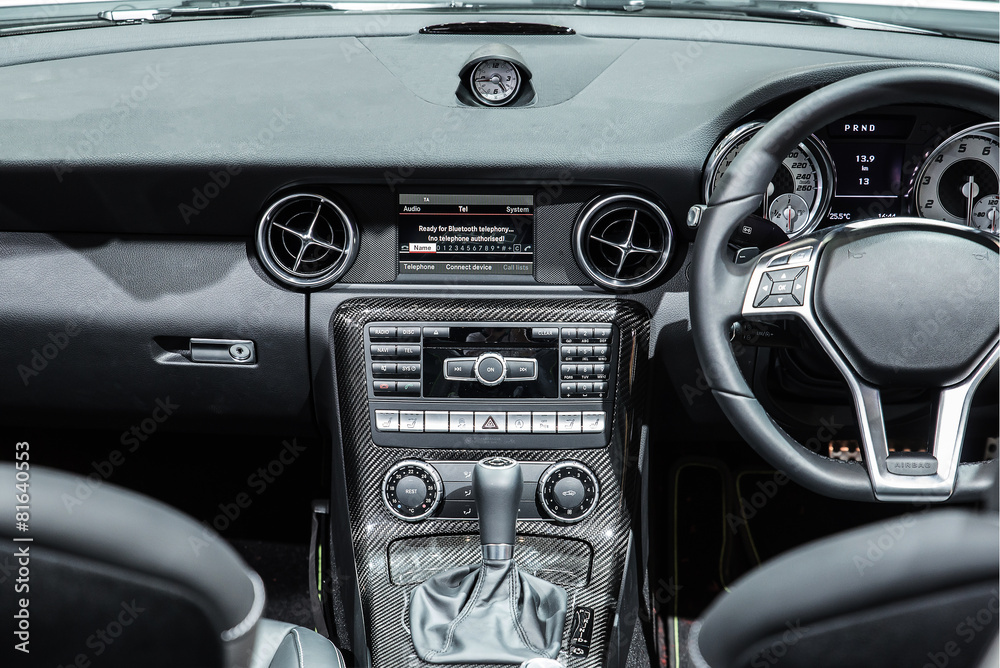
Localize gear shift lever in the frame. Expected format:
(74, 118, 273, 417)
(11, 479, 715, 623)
(409, 457, 568, 664)
(473, 457, 521, 561)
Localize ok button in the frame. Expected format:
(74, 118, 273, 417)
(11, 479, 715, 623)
(475, 352, 507, 386)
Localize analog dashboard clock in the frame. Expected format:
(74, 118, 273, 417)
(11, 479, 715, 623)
(458, 44, 533, 107)
(470, 59, 522, 106)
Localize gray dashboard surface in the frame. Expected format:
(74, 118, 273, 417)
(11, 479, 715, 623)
(0, 14, 995, 177)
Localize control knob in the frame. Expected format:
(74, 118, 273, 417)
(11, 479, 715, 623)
(383, 460, 443, 521)
(474, 352, 507, 387)
(537, 461, 599, 523)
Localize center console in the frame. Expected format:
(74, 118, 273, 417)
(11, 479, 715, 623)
(330, 297, 649, 668)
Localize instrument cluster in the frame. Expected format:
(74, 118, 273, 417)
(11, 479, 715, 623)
(704, 107, 999, 237)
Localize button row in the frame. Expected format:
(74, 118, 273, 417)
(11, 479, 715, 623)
(767, 246, 813, 267)
(561, 325, 612, 344)
(369, 325, 422, 342)
(561, 345, 610, 362)
(373, 380, 421, 396)
(375, 410, 606, 434)
(560, 381, 608, 398)
(753, 267, 808, 308)
(372, 362, 421, 379)
(561, 363, 611, 380)
(443, 357, 536, 382)
(371, 343, 421, 360)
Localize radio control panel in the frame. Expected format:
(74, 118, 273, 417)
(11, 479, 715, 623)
(364, 322, 615, 449)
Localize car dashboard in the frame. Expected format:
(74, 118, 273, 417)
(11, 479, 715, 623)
(0, 9, 996, 668)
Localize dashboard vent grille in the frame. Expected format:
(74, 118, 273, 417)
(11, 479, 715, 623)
(574, 194, 674, 290)
(256, 193, 358, 289)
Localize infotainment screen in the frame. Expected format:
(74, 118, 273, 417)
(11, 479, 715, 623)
(398, 194, 534, 277)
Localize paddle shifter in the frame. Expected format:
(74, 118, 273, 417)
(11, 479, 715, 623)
(409, 457, 568, 664)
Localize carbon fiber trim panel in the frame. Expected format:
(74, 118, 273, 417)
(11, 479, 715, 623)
(388, 534, 593, 587)
(332, 298, 649, 668)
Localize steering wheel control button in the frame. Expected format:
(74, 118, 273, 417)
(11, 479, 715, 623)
(582, 412, 606, 433)
(532, 412, 556, 433)
(474, 412, 506, 432)
(772, 280, 793, 295)
(538, 462, 599, 523)
(383, 460, 443, 521)
(505, 358, 537, 380)
(508, 412, 532, 433)
(450, 412, 474, 432)
(791, 269, 808, 303)
(400, 411, 424, 432)
(375, 410, 400, 432)
(557, 412, 582, 433)
(768, 253, 790, 267)
(475, 353, 507, 386)
(886, 453, 939, 476)
(755, 266, 808, 308)
(424, 411, 450, 433)
(789, 246, 814, 264)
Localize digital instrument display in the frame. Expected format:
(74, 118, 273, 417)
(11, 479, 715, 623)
(398, 194, 534, 277)
(824, 141, 906, 222)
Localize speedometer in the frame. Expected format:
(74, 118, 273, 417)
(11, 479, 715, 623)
(913, 122, 999, 235)
(704, 122, 835, 239)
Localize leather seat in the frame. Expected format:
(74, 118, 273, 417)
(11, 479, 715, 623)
(689, 509, 999, 668)
(0, 463, 344, 668)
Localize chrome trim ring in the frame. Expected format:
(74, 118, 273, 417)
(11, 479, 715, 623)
(382, 459, 443, 522)
(573, 193, 675, 291)
(255, 192, 359, 289)
(468, 59, 522, 107)
(473, 352, 507, 387)
(703, 121, 836, 238)
(536, 460, 600, 524)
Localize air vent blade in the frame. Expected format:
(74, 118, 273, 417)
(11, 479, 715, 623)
(255, 193, 358, 289)
(573, 194, 674, 291)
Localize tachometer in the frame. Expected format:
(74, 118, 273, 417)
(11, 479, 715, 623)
(913, 122, 999, 234)
(704, 122, 835, 239)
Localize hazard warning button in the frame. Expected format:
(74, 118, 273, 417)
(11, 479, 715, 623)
(474, 412, 507, 433)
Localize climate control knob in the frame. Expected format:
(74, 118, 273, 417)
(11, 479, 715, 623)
(537, 461, 599, 523)
(383, 460, 443, 521)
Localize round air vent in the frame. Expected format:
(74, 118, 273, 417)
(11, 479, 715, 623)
(255, 193, 359, 288)
(573, 194, 674, 290)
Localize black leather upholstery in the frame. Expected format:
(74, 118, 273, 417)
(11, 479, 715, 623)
(409, 558, 567, 663)
(0, 463, 343, 668)
(689, 509, 1000, 668)
(251, 620, 346, 668)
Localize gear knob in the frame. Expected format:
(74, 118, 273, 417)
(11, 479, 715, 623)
(473, 457, 522, 560)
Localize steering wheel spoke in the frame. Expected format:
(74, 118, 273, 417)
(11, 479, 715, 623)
(739, 222, 998, 502)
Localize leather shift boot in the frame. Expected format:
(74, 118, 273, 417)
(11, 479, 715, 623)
(409, 558, 567, 664)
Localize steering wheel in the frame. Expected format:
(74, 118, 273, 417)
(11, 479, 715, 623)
(690, 67, 1000, 503)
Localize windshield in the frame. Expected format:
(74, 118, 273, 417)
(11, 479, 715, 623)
(0, 0, 996, 41)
